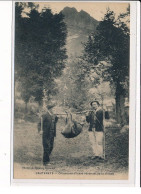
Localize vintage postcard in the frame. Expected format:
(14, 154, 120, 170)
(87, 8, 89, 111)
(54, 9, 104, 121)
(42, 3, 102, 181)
(11, 1, 137, 184)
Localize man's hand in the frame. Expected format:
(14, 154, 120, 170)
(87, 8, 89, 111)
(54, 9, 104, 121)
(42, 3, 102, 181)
(39, 130, 43, 135)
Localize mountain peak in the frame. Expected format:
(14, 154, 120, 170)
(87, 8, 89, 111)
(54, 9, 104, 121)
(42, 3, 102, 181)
(60, 7, 99, 57)
(62, 7, 77, 14)
(61, 7, 98, 30)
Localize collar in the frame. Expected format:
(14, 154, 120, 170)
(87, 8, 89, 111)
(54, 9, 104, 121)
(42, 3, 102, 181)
(95, 106, 102, 113)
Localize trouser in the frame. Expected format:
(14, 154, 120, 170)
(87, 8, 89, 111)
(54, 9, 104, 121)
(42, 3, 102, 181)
(88, 129, 104, 158)
(88, 124, 94, 131)
(94, 131, 104, 158)
(42, 132, 54, 164)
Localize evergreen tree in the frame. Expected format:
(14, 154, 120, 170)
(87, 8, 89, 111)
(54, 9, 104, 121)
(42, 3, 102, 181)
(15, 3, 67, 106)
(82, 8, 130, 125)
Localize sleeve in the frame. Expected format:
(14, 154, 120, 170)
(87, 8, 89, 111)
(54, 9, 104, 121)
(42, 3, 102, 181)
(86, 112, 91, 123)
(105, 111, 110, 119)
(55, 116, 59, 123)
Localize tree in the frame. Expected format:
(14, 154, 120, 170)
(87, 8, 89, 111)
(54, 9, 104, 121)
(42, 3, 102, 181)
(66, 60, 89, 110)
(82, 8, 130, 125)
(56, 58, 90, 111)
(15, 3, 67, 106)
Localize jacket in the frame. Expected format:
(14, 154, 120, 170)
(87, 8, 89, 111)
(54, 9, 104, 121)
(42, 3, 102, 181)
(86, 107, 104, 132)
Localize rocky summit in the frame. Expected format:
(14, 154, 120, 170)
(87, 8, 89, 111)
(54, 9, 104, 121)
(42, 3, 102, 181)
(61, 7, 99, 58)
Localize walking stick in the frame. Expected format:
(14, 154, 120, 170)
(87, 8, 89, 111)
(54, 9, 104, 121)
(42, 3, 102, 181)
(40, 116, 43, 134)
(103, 109, 105, 160)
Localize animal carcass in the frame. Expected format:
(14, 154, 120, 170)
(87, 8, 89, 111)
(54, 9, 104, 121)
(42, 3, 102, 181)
(61, 113, 83, 138)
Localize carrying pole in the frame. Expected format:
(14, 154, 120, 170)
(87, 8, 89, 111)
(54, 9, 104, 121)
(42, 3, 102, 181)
(103, 109, 105, 160)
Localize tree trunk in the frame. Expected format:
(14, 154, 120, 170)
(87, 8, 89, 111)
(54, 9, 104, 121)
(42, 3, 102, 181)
(119, 94, 126, 126)
(116, 94, 121, 123)
(25, 102, 28, 113)
(115, 84, 126, 126)
(43, 88, 48, 108)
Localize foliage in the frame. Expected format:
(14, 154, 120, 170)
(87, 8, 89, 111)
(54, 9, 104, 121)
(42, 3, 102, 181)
(83, 9, 129, 90)
(15, 3, 67, 105)
(82, 8, 130, 124)
(66, 60, 89, 110)
(56, 59, 90, 111)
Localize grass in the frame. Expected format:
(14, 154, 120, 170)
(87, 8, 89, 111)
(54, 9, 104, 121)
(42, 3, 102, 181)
(13, 117, 128, 177)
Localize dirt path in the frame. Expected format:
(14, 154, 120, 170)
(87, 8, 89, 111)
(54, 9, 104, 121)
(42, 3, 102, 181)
(13, 118, 128, 179)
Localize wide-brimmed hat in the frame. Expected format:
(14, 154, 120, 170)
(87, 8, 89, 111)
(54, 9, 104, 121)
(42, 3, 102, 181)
(90, 100, 100, 106)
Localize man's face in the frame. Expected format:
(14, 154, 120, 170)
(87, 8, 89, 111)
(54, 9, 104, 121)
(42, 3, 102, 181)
(91, 102, 98, 110)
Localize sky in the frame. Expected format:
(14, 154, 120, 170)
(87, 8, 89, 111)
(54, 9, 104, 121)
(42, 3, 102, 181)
(35, 2, 129, 21)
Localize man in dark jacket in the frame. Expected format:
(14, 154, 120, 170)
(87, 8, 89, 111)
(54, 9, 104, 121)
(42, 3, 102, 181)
(86, 100, 104, 160)
(38, 109, 58, 165)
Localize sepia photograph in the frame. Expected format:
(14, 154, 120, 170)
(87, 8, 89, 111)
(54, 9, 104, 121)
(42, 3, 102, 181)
(12, 1, 131, 181)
